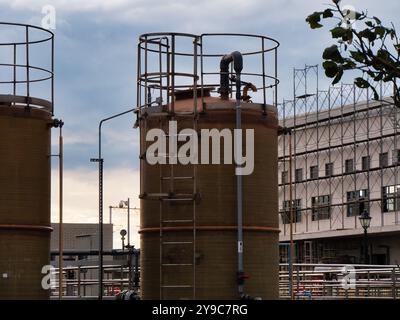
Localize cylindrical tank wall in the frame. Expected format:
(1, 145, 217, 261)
(0, 106, 52, 299)
(140, 99, 279, 299)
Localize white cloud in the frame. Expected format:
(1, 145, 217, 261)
(1, 1, 397, 30)
(0, 0, 335, 28)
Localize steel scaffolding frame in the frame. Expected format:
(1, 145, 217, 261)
(278, 65, 397, 263)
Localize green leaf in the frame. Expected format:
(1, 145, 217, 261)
(306, 12, 323, 29)
(373, 16, 382, 25)
(375, 26, 386, 38)
(355, 11, 363, 20)
(323, 9, 333, 18)
(332, 68, 344, 85)
(359, 28, 377, 42)
(342, 60, 356, 70)
(374, 72, 384, 82)
(323, 45, 344, 63)
(330, 27, 348, 38)
(365, 21, 374, 28)
(371, 86, 380, 100)
(349, 50, 365, 63)
(323, 61, 339, 78)
(377, 49, 390, 61)
(354, 77, 371, 89)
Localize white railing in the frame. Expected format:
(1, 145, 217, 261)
(280, 263, 400, 299)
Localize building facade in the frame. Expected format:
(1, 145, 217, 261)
(51, 223, 113, 253)
(278, 90, 400, 265)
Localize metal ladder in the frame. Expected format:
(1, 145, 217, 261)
(158, 114, 198, 299)
(139, 35, 200, 299)
(139, 113, 198, 299)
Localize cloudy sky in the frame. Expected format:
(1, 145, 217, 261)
(0, 0, 398, 247)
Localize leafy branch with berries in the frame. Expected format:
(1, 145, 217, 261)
(306, 0, 400, 106)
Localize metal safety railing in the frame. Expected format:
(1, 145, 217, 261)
(50, 262, 400, 299)
(0, 22, 54, 113)
(49, 264, 140, 299)
(279, 263, 400, 299)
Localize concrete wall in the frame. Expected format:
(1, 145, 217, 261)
(51, 223, 113, 251)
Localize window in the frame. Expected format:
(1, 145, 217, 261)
(362, 156, 370, 171)
(382, 185, 400, 212)
(380, 152, 388, 167)
(345, 159, 354, 173)
(311, 195, 331, 221)
(393, 150, 400, 165)
(325, 162, 334, 177)
(281, 199, 302, 224)
(295, 168, 303, 182)
(347, 189, 369, 217)
(281, 171, 288, 184)
(310, 166, 319, 179)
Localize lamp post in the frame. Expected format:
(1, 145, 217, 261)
(120, 229, 127, 251)
(119, 198, 131, 246)
(90, 106, 137, 300)
(359, 209, 371, 264)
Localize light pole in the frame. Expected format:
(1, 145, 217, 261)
(90, 106, 137, 300)
(359, 209, 372, 264)
(120, 229, 127, 251)
(119, 198, 131, 246)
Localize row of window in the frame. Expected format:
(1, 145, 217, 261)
(280, 185, 400, 224)
(281, 151, 399, 184)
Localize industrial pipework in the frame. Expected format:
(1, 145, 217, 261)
(219, 51, 246, 297)
(219, 51, 243, 100)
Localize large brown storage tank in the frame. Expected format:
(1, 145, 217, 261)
(0, 23, 56, 299)
(140, 96, 280, 299)
(137, 32, 280, 300)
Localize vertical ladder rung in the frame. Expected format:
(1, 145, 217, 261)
(162, 241, 193, 245)
(161, 176, 194, 180)
(161, 285, 193, 288)
(162, 263, 193, 267)
(162, 219, 193, 223)
(161, 198, 194, 202)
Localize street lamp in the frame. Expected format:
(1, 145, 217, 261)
(90, 106, 137, 300)
(119, 199, 131, 246)
(120, 229, 127, 250)
(359, 209, 371, 264)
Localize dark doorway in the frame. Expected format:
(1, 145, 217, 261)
(371, 254, 387, 265)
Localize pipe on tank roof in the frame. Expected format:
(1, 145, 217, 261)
(219, 51, 243, 100)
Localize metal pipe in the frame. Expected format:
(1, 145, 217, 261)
(51, 249, 140, 256)
(364, 228, 369, 264)
(219, 51, 244, 297)
(288, 131, 294, 300)
(219, 51, 243, 100)
(91, 106, 137, 300)
(25, 26, 30, 108)
(127, 198, 130, 246)
(138, 226, 280, 233)
(236, 88, 244, 297)
(58, 124, 64, 299)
